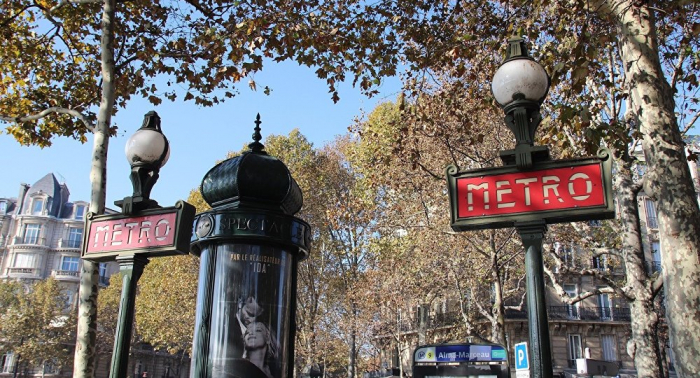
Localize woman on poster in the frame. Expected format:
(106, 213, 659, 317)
(243, 321, 280, 378)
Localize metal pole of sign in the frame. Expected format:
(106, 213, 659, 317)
(109, 255, 149, 378)
(517, 221, 553, 378)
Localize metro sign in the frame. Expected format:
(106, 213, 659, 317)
(447, 150, 614, 230)
(81, 201, 195, 262)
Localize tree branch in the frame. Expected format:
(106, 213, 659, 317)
(50, 0, 102, 12)
(0, 107, 94, 132)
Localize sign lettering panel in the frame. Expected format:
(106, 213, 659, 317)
(456, 163, 605, 217)
(446, 150, 615, 230)
(81, 201, 195, 262)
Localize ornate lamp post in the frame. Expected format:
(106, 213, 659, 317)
(492, 37, 553, 378)
(81, 111, 194, 378)
(189, 115, 311, 378)
(447, 36, 614, 378)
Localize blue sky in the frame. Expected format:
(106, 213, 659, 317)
(0, 61, 402, 208)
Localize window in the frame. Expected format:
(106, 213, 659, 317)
(0, 201, 6, 214)
(99, 263, 107, 277)
(43, 359, 59, 375)
(75, 205, 86, 220)
(22, 224, 40, 244)
(67, 228, 83, 248)
(14, 253, 35, 268)
(61, 256, 80, 272)
(1, 352, 14, 373)
(650, 241, 662, 273)
(568, 334, 583, 364)
(601, 335, 616, 361)
(564, 285, 580, 319)
(32, 198, 44, 215)
(593, 254, 608, 271)
(645, 199, 658, 229)
(598, 288, 612, 320)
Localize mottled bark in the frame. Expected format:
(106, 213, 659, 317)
(73, 0, 116, 377)
(612, 2, 700, 376)
(615, 157, 663, 378)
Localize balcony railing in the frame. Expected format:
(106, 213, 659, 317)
(12, 236, 47, 246)
(53, 270, 80, 278)
(58, 238, 82, 249)
(548, 306, 631, 322)
(6, 267, 37, 275)
(397, 305, 633, 330)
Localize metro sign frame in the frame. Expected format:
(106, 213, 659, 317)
(81, 201, 195, 262)
(446, 149, 615, 231)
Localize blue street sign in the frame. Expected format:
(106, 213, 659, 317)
(515, 342, 529, 370)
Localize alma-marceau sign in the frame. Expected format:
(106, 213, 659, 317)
(446, 149, 616, 231)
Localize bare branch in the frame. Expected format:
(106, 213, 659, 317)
(543, 262, 632, 302)
(681, 112, 700, 136)
(0, 107, 94, 132)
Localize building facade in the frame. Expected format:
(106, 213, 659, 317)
(0, 174, 121, 377)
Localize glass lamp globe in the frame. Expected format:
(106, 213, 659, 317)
(125, 129, 170, 167)
(492, 58, 549, 106)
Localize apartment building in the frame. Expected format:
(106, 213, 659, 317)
(0, 173, 118, 376)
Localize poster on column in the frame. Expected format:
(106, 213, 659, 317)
(209, 243, 293, 378)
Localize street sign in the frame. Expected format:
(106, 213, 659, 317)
(414, 344, 508, 363)
(514, 342, 529, 370)
(447, 149, 614, 231)
(81, 201, 195, 262)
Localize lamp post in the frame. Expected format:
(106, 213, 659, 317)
(80, 111, 194, 378)
(109, 111, 171, 378)
(491, 37, 553, 378)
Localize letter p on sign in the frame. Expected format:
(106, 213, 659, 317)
(515, 342, 529, 370)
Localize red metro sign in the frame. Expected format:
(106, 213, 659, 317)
(81, 201, 195, 262)
(446, 150, 615, 231)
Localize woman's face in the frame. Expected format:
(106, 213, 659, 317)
(244, 322, 267, 349)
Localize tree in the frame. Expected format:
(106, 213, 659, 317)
(350, 97, 533, 378)
(0, 278, 76, 375)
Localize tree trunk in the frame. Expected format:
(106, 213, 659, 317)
(73, 0, 116, 377)
(615, 156, 663, 378)
(614, 3, 700, 376)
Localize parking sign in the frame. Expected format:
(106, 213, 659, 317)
(515, 342, 529, 370)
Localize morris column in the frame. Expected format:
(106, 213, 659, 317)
(189, 115, 311, 378)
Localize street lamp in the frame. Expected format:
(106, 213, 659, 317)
(88, 111, 195, 378)
(492, 37, 550, 169)
(118, 111, 170, 214)
(493, 37, 553, 378)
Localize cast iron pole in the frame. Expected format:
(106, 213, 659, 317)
(109, 255, 149, 378)
(517, 220, 553, 378)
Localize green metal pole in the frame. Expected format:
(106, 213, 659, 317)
(109, 255, 149, 378)
(516, 220, 553, 378)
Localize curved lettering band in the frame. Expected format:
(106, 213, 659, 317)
(190, 209, 311, 260)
